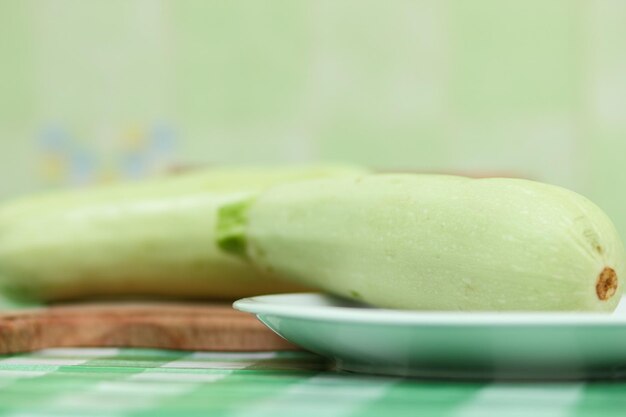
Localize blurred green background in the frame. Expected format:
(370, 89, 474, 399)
(0, 0, 625, 235)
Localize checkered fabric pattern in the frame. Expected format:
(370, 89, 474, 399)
(0, 348, 622, 416)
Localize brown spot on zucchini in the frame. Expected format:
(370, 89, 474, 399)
(596, 267, 618, 301)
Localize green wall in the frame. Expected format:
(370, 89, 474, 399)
(0, 0, 625, 236)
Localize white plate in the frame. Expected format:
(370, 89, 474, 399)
(234, 293, 626, 380)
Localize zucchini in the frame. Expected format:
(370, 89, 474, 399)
(218, 174, 626, 311)
(0, 165, 366, 302)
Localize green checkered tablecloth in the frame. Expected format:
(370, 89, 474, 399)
(0, 348, 623, 417)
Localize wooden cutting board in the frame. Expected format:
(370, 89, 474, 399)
(0, 302, 298, 355)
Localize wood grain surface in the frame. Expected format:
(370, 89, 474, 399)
(0, 302, 298, 355)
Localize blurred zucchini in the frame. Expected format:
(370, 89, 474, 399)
(0, 165, 367, 303)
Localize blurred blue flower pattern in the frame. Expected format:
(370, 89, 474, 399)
(38, 124, 177, 186)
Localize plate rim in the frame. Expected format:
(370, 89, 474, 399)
(233, 292, 626, 326)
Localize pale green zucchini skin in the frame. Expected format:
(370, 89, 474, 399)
(219, 174, 626, 312)
(0, 165, 366, 302)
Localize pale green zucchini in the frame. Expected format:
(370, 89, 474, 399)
(218, 174, 626, 311)
(0, 165, 366, 302)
